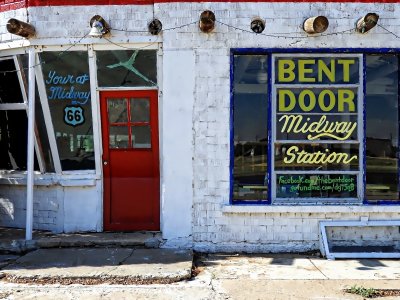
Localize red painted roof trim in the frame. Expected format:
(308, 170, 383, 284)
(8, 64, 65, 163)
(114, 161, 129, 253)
(1, 0, 400, 13)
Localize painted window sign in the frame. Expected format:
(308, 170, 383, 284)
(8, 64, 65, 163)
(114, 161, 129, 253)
(45, 71, 90, 105)
(232, 52, 400, 204)
(96, 50, 157, 87)
(273, 55, 362, 200)
(41, 51, 95, 171)
(64, 105, 85, 127)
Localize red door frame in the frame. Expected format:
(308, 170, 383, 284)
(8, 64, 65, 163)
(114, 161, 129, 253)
(100, 90, 160, 231)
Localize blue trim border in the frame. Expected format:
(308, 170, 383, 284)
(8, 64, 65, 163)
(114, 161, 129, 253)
(230, 48, 400, 206)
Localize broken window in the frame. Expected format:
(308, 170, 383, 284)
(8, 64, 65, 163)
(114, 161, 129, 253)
(96, 50, 157, 87)
(0, 57, 38, 171)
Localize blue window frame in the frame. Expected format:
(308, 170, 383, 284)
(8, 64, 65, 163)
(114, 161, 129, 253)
(230, 48, 400, 205)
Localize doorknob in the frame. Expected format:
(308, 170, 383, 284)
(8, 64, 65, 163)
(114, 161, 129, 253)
(103, 161, 108, 165)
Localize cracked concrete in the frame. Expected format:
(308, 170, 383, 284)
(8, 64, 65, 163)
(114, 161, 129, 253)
(1, 248, 193, 283)
(1, 253, 400, 299)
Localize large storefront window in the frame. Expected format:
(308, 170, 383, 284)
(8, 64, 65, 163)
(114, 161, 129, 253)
(40, 51, 95, 171)
(231, 51, 400, 205)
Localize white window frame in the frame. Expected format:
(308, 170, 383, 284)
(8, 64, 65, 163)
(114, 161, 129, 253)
(320, 219, 400, 259)
(0, 55, 45, 173)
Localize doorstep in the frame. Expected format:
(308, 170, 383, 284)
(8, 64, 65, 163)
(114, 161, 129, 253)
(0, 227, 162, 254)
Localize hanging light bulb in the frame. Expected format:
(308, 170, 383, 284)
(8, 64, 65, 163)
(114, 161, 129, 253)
(257, 57, 268, 84)
(89, 15, 110, 38)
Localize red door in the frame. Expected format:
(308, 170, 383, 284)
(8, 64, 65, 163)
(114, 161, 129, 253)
(100, 90, 159, 231)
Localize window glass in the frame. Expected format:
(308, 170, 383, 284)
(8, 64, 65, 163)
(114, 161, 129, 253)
(0, 58, 24, 103)
(276, 174, 357, 198)
(20, 54, 54, 172)
(274, 55, 361, 201)
(275, 143, 359, 171)
(107, 99, 127, 123)
(131, 126, 151, 148)
(40, 51, 94, 171)
(366, 54, 399, 202)
(109, 126, 129, 149)
(274, 56, 360, 84)
(97, 50, 157, 87)
(233, 52, 400, 205)
(232, 55, 268, 202)
(0, 110, 38, 171)
(0, 57, 39, 172)
(130, 98, 150, 122)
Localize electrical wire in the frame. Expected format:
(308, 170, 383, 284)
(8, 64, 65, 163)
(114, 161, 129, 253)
(216, 20, 355, 39)
(102, 36, 160, 50)
(377, 23, 400, 39)
(0, 33, 89, 75)
(0, 20, 399, 75)
(110, 20, 198, 33)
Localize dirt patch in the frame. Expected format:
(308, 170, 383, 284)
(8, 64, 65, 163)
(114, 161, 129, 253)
(345, 287, 400, 298)
(0, 292, 11, 299)
(2, 274, 187, 286)
(191, 252, 204, 278)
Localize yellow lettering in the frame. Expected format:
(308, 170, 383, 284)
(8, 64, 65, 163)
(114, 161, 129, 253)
(278, 114, 357, 141)
(318, 59, 335, 83)
(298, 59, 316, 83)
(298, 90, 316, 112)
(283, 146, 358, 165)
(338, 89, 356, 112)
(318, 89, 336, 112)
(278, 59, 296, 82)
(278, 89, 296, 112)
(338, 59, 355, 82)
(283, 146, 297, 164)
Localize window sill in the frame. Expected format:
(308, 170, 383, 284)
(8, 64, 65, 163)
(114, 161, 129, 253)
(222, 204, 400, 214)
(0, 173, 99, 187)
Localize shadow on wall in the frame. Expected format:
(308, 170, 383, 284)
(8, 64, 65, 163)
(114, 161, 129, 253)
(0, 195, 16, 225)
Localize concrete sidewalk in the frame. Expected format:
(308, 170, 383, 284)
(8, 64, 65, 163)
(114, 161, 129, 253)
(1, 227, 400, 299)
(1, 252, 400, 299)
(0, 248, 193, 284)
(198, 253, 400, 280)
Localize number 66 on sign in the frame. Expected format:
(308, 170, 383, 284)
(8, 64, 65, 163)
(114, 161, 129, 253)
(64, 105, 85, 127)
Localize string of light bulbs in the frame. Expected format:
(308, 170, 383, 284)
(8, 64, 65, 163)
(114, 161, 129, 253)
(0, 20, 399, 76)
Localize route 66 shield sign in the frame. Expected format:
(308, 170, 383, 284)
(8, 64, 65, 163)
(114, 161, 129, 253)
(64, 105, 85, 127)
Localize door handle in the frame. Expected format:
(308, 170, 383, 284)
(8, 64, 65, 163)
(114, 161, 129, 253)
(103, 161, 108, 165)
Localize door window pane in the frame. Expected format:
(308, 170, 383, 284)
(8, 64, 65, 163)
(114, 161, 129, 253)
(109, 126, 129, 149)
(107, 98, 127, 123)
(40, 51, 95, 170)
(97, 50, 157, 87)
(366, 54, 399, 201)
(131, 126, 151, 148)
(130, 98, 150, 122)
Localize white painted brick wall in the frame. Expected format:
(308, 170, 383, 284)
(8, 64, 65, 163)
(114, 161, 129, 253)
(1, 2, 400, 251)
(0, 8, 27, 43)
(0, 183, 101, 233)
(0, 185, 62, 232)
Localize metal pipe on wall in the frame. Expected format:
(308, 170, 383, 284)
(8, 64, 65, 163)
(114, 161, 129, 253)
(26, 47, 36, 240)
